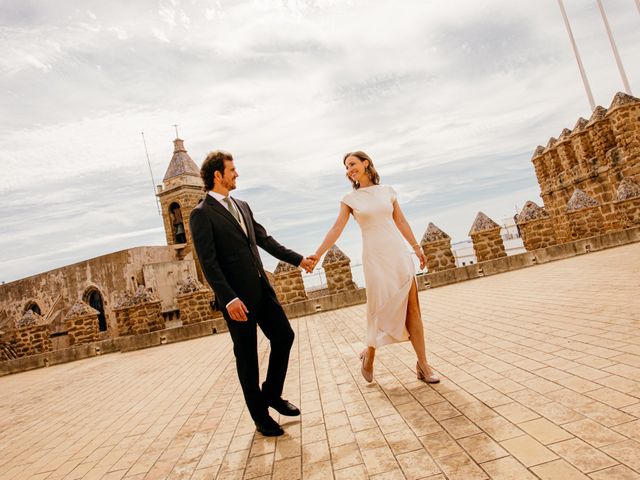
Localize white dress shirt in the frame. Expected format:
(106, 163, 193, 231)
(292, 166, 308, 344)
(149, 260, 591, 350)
(208, 191, 248, 236)
(207, 191, 248, 309)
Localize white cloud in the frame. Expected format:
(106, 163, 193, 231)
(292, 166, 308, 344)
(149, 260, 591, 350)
(0, 0, 638, 283)
(152, 27, 170, 43)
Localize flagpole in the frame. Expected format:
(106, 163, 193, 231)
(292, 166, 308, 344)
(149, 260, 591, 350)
(596, 0, 633, 94)
(557, 0, 596, 111)
(141, 132, 162, 216)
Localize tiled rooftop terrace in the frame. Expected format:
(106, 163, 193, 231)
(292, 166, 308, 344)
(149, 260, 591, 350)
(1, 243, 639, 480)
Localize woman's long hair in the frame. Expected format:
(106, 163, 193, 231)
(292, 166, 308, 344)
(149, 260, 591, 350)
(343, 151, 380, 190)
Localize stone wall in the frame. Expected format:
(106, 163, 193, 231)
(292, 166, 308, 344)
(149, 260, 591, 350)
(530, 92, 640, 244)
(322, 245, 357, 294)
(516, 201, 557, 251)
(615, 177, 640, 228)
(65, 301, 100, 346)
(469, 212, 507, 262)
(12, 311, 52, 358)
(565, 189, 606, 241)
(420, 223, 456, 272)
(0, 246, 177, 339)
(176, 277, 216, 325)
(273, 262, 307, 304)
(114, 287, 165, 336)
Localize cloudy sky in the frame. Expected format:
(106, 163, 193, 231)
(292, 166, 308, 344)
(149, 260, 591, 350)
(1, 0, 639, 286)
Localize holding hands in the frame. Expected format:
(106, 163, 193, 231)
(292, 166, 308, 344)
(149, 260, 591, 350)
(299, 254, 319, 273)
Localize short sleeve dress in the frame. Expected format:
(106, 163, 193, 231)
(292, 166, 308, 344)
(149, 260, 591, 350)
(341, 185, 414, 347)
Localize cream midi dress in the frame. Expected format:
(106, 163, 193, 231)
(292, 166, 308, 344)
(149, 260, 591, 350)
(341, 185, 415, 347)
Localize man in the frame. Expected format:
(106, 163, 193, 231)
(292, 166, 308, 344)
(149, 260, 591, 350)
(190, 150, 315, 437)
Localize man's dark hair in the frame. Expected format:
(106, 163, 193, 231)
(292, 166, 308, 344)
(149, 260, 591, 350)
(200, 150, 233, 191)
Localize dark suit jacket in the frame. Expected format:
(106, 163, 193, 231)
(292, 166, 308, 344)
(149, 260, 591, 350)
(190, 194, 303, 311)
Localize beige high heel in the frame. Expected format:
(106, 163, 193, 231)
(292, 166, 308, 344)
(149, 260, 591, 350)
(359, 350, 374, 383)
(416, 362, 440, 384)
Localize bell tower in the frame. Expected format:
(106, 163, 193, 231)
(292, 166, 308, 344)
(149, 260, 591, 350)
(156, 137, 204, 254)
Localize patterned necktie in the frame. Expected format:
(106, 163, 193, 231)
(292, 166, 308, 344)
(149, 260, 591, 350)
(223, 196, 241, 224)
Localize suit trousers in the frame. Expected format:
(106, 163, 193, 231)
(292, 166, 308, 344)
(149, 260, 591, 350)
(224, 278, 295, 423)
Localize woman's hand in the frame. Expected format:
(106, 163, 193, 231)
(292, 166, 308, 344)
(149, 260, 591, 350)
(413, 245, 426, 270)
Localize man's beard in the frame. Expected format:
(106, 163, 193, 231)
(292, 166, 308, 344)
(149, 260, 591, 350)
(222, 178, 236, 191)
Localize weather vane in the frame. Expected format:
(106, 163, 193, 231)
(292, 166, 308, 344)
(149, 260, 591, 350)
(171, 124, 180, 138)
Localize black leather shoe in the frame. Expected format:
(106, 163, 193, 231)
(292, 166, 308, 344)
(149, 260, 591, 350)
(255, 416, 284, 437)
(267, 397, 301, 416)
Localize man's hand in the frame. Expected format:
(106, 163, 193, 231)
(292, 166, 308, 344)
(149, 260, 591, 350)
(227, 298, 249, 321)
(299, 256, 317, 273)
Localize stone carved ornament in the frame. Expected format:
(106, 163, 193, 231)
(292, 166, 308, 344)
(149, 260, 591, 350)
(322, 245, 350, 266)
(17, 310, 47, 328)
(616, 178, 640, 202)
(65, 300, 99, 319)
(177, 276, 205, 295)
(421, 223, 450, 244)
(566, 189, 599, 212)
(115, 286, 159, 309)
(517, 201, 549, 223)
(469, 212, 500, 235)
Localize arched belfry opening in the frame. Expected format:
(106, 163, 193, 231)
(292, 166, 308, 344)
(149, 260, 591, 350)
(83, 288, 107, 332)
(24, 301, 41, 315)
(169, 202, 187, 244)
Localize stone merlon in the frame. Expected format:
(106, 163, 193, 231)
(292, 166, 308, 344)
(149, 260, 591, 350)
(531, 145, 545, 159)
(558, 128, 572, 141)
(616, 177, 640, 202)
(17, 310, 47, 328)
(517, 201, 549, 223)
(545, 137, 557, 149)
(608, 91, 640, 111)
(566, 189, 599, 212)
(65, 301, 99, 319)
(115, 286, 160, 309)
(421, 223, 450, 244)
(177, 276, 205, 295)
(572, 117, 588, 133)
(322, 245, 350, 266)
(469, 212, 500, 235)
(587, 106, 607, 125)
(274, 261, 298, 275)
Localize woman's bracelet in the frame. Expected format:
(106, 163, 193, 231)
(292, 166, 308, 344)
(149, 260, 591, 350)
(412, 243, 421, 250)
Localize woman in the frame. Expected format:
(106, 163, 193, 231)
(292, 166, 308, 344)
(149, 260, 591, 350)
(311, 151, 439, 384)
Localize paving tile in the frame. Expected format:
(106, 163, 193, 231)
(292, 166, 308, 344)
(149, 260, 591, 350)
(385, 429, 423, 455)
(396, 449, 441, 479)
(360, 446, 398, 476)
(588, 464, 640, 480)
(601, 439, 640, 472)
(500, 435, 557, 467)
(563, 418, 627, 447)
(2, 244, 640, 480)
(494, 403, 539, 424)
(301, 459, 332, 480)
(457, 433, 508, 463)
(301, 440, 329, 465)
(479, 456, 538, 479)
(435, 452, 488, 479)
(549, 438, 618, 473)
(419, 431, 464, 458)
(272, 456, 301, 480)
(334, 464, 368, 480)
(530, 459, 589, 479)
(440, 416, 481, 439)
(330, 442, 362, 471)
(518, 417, 574, 444)
(475, 416, 524, 442)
